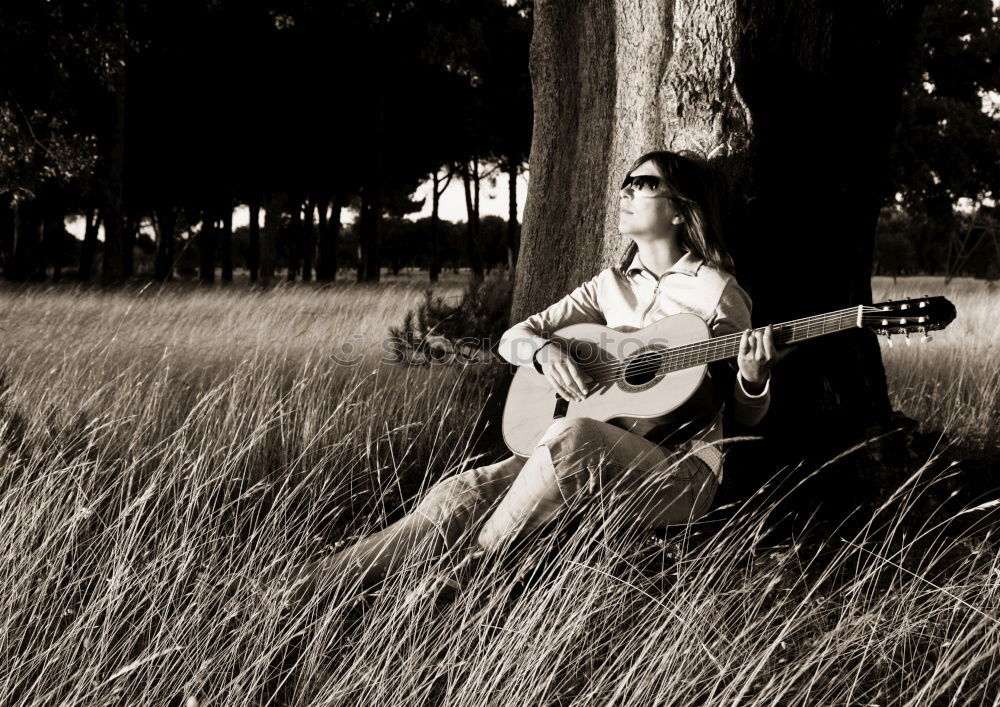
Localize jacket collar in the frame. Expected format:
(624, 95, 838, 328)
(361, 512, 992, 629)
(625, 250, 704, 279)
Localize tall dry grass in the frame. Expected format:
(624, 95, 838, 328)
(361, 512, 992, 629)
(0, 275, 997, 706)
(872, 276, 1000, 443)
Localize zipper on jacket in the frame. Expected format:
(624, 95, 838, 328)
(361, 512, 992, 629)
(640, 276, 664, 326)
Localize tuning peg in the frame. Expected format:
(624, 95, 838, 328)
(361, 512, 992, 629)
(905, 332, 911, 345)
(921, 333, 933, 343)
(885, 333, 893, 348)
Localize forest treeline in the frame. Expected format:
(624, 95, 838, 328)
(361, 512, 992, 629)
(0, 0, 530, 285)
(0, 0, 996, 286)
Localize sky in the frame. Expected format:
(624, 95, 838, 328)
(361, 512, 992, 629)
(65, 165, 530, 241)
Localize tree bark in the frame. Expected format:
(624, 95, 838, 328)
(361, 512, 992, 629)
(247, 196, 261, 283)
(220, 203, 233, 283)
(519, 0, 927, 463)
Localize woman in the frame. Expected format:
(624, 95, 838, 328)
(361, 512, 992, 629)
(288, 150, 788, 608)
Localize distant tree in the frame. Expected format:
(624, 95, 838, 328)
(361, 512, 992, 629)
(874, 209, 919, 280)
(152, 206, 178, 281)
(99, 0, 129, 284)
(220, 200, 234, 282)
(888, 0, 1000, 272)
(0, 2, 101, 281)
(247, 195, 261, 283)
(199, 207, 216, 283)
(470, 0, 532, 272)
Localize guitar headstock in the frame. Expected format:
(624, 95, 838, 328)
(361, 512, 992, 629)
(862, 296, 957, 344)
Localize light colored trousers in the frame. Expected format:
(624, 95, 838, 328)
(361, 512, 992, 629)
(321, 416, 717, 587)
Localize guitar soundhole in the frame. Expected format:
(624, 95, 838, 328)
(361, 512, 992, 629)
(622, 349, 664, 388)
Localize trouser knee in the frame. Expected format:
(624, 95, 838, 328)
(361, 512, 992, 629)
(414, 471, 485, 547)
(538, 416, 606, 485)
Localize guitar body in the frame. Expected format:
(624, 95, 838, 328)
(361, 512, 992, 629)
(501, 313, 711, 458)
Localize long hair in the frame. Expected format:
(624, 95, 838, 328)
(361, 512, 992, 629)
(616, 150, 735, 276)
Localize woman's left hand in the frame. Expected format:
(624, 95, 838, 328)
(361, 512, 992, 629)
(738, 324, 795, 390)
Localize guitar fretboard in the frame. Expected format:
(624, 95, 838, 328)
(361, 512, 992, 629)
(659, 306, 859, 373)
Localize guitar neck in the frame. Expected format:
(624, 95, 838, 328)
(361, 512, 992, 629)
(663, 306, 861, 372)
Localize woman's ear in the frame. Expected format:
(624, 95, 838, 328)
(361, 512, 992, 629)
(672, 215, 685, 225)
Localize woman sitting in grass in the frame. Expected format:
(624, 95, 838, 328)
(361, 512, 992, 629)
(288, 150, 789, 609)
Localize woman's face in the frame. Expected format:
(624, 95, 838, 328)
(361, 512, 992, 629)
(618, 160, 682, 240)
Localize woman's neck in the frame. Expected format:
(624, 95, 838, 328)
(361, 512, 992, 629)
(634, 238, 685, 279)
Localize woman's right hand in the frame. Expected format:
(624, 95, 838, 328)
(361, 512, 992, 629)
(536, 343, 594, 402)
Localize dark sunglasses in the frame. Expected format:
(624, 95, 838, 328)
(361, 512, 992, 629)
(620, 174, 667, 197)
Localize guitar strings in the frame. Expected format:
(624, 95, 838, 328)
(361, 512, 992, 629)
(572, 308, 859, 381)
(563, 313, 849, 382)
(593, 308, 896, 382)
(552, 307, 887, 384)
(577, 306, 913, 383)
(560, 320, 841, 383)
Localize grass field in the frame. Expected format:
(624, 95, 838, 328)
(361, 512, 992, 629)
(0, 274, 997, 705)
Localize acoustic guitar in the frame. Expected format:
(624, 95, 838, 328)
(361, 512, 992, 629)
(501, 296, 957, 458)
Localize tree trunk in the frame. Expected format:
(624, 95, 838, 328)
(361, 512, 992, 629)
(506, 156, 519, 270)
(329, 195, 340, 280)
(79, 208, 101, 282)
(430, 169, 444, 283)
(122, 212, 137, 279)
(260, 193, 282, 284)
(220, 203, 233, 283)
(357, 187, 380, 282)
(460, 159, 484, 281)
(199, 208, 216, 283)
(316, 193, 339, 282)
(11, 200, 42, 281)
(520, 0, 927, 463)
(248, 196, 261, 283)
(360, 13, 386, 284)
(0, 196, 14, 279)
(154, 206, 176, 281)
(300, 198, 314, 282)
(44, 207, 65, 282)
(101, 0, 127, 285)
(286, 195, 301, 282)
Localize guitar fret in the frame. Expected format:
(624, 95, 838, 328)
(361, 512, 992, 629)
(658, 307, 861, 374)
